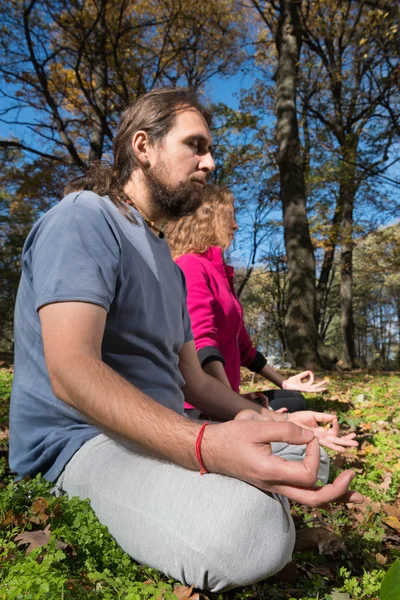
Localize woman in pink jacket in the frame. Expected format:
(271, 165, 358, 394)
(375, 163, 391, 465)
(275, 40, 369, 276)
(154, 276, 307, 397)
(166, 185, 327, 413)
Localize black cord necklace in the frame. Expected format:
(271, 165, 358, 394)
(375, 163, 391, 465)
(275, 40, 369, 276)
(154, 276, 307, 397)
(126, 199, 165, 237)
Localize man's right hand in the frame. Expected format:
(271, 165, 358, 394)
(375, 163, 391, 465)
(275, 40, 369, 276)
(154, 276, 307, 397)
(201, 410, 363, 508)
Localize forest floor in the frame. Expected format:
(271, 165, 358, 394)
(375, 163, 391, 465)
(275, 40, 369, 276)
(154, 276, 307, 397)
(0, 366, 399, 599)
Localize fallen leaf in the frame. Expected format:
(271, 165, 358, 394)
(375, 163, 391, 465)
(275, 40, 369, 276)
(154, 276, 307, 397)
(1, 511, 29, 530)
(305, 564, 333, 578)
(360, 443, 379, 455)
(380, 473, 393, 492)
(173, 586, 194, 600)
(383, 504, 400, 519)
(376, 553, 388, 565)
(355, 493, 383, 514)
(361, 423, 373, 431)
(295, 527, 344, 555)
(383, 516, 400, 533)
(32, 497, 48, 514)
(15, 524, 51, 554)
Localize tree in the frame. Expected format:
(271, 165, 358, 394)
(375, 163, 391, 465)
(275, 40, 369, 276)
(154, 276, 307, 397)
(250, 0, 322, 368)
(0, 0, 247, 168)
(299, 0, 400, 367)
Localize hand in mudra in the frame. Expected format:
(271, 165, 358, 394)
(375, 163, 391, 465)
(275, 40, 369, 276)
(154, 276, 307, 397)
(227, 410, 363, 507)
(288, 411, 358, 452)
(282, 370, 327, 393)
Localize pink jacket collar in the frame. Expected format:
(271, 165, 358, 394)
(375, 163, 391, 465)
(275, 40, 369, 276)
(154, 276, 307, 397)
(197, 246, 234, 284)
(200, 246, 224, 264)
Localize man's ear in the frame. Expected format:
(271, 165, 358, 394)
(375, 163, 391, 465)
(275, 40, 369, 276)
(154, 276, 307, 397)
(131, 130, 151, 168)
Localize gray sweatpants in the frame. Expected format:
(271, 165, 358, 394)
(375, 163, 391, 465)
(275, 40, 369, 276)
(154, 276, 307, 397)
(57, 434, 329, 592)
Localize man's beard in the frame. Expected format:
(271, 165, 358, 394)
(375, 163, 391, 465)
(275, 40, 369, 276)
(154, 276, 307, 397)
(144, 165, 205, 219)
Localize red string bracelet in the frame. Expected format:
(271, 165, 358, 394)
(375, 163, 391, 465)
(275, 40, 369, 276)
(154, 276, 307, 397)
(195, 423, 209, 475)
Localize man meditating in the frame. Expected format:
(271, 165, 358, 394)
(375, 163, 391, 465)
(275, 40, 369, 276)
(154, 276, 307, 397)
(9, 87, 361, 592)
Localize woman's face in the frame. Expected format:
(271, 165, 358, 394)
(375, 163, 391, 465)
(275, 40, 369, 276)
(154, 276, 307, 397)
(217, 203, 238, 249)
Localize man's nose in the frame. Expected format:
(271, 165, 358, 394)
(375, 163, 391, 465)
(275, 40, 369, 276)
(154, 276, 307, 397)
(199, 152, 216, 173)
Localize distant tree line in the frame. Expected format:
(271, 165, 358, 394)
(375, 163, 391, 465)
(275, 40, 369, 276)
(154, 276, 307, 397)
(239, 223, 400, 370)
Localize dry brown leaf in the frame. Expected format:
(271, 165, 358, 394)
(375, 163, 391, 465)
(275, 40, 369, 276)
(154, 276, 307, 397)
(0, 428, 9, 441)
(32, 497, 49, 514)
(295, 527, 344, 555)
(15, 524, 51, 554)
(360, 443, 379, 455)
(354, 497, 382, 514)
(173, 585, 194, 600)
(29, 513, 49, 525)
(375, 553, 388, 565)
(383, 504, 400, 519)
(308, 565, 333, 578)
(1, 510, 29, 530)
(379, 473, 392, 491)
(383, 516, 400, 533)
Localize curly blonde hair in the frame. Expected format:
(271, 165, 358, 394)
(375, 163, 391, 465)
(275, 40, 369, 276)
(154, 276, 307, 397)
(165, 184, 235, 259)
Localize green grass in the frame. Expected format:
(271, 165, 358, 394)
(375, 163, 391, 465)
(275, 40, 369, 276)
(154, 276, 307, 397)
(1, 368, 400, 599)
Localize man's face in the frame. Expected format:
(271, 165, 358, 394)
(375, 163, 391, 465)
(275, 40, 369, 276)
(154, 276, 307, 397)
(145, 108, 215, 219)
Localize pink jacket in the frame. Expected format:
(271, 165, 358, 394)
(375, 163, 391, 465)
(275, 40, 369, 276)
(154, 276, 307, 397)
(176, 247, 257, 403)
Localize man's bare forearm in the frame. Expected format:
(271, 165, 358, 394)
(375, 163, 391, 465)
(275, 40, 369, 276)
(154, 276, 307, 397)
(48, 351, 200, 470)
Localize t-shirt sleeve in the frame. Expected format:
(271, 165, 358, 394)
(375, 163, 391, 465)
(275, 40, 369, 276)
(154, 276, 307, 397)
(29, 201, 121, 312)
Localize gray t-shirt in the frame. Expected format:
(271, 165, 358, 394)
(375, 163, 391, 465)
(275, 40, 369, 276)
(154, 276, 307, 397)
(9, 191, 193, 481)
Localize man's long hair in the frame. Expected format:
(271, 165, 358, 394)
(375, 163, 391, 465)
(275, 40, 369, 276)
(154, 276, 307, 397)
(64, 88, 212, 221)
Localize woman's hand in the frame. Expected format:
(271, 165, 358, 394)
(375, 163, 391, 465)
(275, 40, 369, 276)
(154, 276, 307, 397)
(282, 371, 327, 393)
(288, 411, 358, 452)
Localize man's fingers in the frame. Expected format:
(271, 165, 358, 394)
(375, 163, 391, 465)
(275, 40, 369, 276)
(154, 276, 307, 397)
(319, 436, 359, 452)
(248, 418, 316, 446)
(260, 437, 321, 487)
(269, 470, 363, 507)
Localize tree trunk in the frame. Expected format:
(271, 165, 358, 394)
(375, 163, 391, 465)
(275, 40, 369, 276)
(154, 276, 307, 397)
(316, 203, 342, 328)
(339, 140, 358, 369)
(275, 0, 320, 368)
